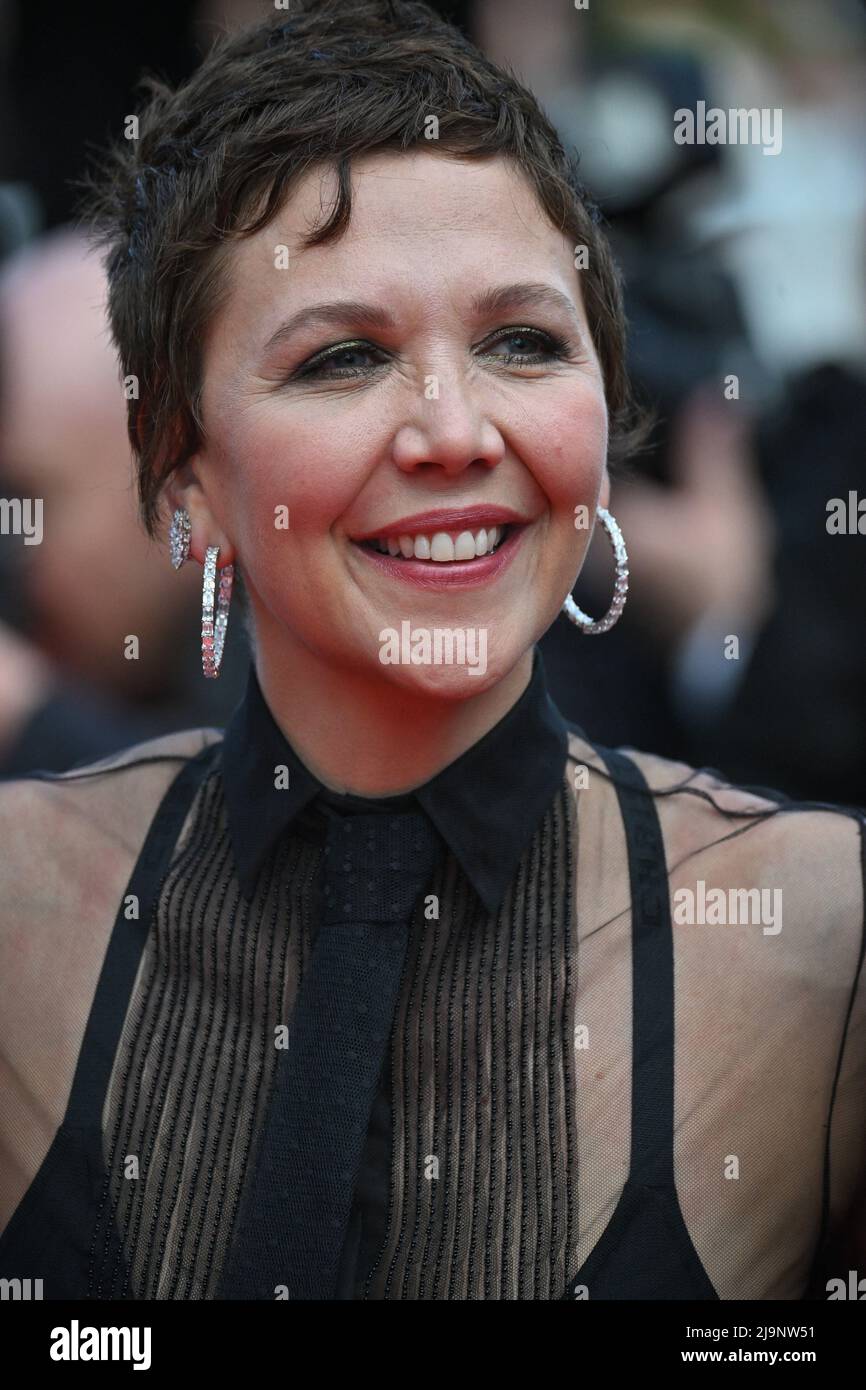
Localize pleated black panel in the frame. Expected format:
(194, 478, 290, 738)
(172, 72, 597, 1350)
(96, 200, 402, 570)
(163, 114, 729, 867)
(365, 781, 579, 1300)
(91, 768, 322, 1299)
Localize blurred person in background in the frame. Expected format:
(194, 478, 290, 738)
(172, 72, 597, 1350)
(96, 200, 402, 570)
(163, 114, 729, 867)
(476, 0, 866, 806)
(0, 227, 246, 775)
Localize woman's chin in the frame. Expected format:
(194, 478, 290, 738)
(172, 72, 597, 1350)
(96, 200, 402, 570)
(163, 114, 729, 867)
(373, 639, 515, 702)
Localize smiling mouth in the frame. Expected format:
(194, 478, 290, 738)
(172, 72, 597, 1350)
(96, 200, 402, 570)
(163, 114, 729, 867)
(356, 524, 512, 563)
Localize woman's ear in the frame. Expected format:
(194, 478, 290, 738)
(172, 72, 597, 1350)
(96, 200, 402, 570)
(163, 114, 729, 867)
(164, 457, 236, 567)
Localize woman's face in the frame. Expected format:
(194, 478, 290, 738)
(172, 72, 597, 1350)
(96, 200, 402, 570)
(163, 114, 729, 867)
(188, 150, 609, 698)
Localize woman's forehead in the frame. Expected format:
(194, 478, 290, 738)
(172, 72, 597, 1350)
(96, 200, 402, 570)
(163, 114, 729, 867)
(225, 151, 578, 316)
(288, 149, 550, 231)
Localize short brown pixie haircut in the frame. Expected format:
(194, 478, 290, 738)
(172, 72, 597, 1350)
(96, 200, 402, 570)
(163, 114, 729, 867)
(82, 0, 644, 538)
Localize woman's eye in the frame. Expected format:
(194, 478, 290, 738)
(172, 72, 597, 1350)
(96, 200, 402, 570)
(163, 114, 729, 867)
(290, 326, 570, 382)
(479, 327, 569, 365)
(294, 341, 389, 380)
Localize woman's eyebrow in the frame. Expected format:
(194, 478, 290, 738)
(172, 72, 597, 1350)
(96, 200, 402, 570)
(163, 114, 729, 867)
(260, 281, 583, 355)
(262, 300, 395, 355)
(471, 281, 583, 326)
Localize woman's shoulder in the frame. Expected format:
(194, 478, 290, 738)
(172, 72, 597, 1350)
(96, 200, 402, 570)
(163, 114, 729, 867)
(0, 725, 223, 966)
(566, 721, 864, 831)
(0, 725, 223, 875)
(0, 725, 225, 1192)
(564, 724, 864, 960)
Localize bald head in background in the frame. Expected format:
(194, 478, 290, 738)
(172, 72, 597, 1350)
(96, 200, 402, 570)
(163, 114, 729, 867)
(0, 227, 197, 696)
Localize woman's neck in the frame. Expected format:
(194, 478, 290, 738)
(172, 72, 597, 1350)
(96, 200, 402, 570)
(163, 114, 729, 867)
(253, 634, 534, 798)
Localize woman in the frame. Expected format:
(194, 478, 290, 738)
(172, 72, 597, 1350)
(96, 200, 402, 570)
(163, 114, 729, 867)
(0, 0, 863, 1301)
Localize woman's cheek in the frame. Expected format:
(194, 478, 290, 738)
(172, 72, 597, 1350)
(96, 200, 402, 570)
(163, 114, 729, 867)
(524, 388, 608, 512)
(230, 434, 350, 547)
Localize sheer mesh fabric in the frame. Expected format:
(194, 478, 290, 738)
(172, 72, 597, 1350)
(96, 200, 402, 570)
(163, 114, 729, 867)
(0, 730, 221, 1241)
(566, 730, 866, 1299)
(1, 722, 864, 1299)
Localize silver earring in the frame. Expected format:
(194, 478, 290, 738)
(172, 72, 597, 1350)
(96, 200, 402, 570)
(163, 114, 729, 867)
(169, 507, 191, 569)
(562, 506, 629, 635)
(201, 545, 234, 678)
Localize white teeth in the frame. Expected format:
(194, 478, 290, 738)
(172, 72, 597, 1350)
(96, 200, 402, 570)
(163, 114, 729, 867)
(366, 524, 510, 560)
(454, 530, 476, 561)
(431, 532, 455, 562)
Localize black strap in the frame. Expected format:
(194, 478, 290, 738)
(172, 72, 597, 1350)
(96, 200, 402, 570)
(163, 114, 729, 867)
(64, 742, 220, 1128)
(597, 747, 676, 1186)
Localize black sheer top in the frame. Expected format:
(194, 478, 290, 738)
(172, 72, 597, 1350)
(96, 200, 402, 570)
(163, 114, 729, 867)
(0, 650, 864, 1299)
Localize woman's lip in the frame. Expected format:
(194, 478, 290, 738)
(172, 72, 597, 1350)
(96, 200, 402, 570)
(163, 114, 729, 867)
(351, 522, 527, 588)
(349, 505, 529, 542)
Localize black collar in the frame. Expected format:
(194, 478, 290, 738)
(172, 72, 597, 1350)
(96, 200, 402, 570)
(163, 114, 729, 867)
(221, 648, 570, 915)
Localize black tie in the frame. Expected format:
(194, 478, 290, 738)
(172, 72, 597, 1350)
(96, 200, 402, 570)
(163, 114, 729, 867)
(218, 807, 441, 1300)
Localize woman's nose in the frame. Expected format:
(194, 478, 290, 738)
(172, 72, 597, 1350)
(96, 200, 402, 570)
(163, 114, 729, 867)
(390, 375, 506, 478)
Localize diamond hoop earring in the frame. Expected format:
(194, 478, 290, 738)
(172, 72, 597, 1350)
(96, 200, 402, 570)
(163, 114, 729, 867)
(169, 507, 191, 570)
(201, 546, 234, 678)
(562, 506, 629, 635)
